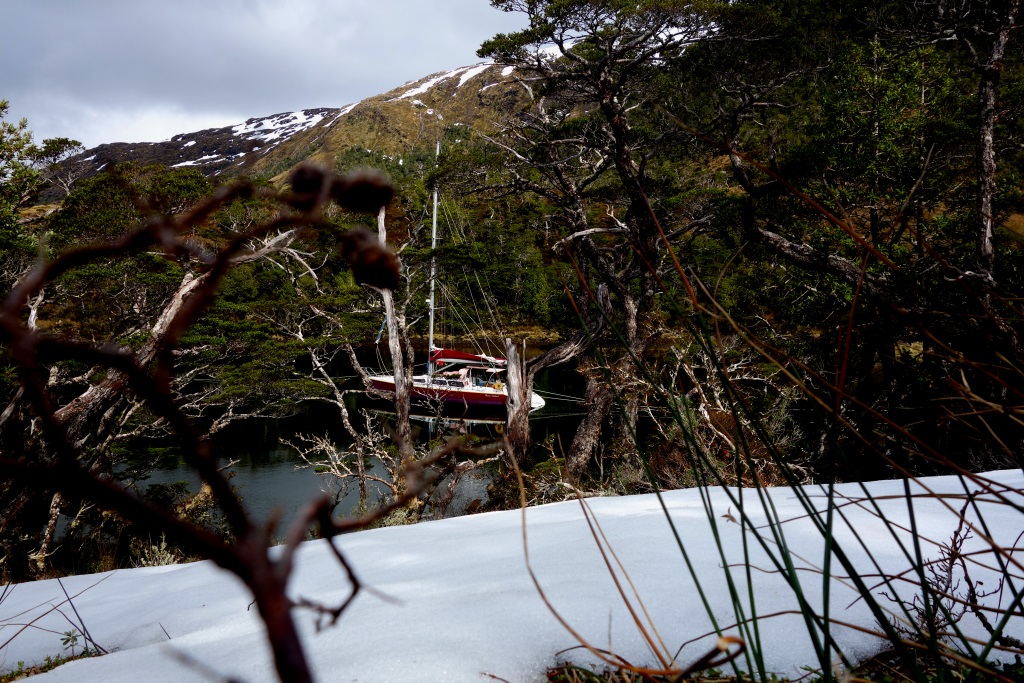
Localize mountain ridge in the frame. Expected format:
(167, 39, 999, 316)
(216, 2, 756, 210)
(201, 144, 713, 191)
(60, 62, 526, 189)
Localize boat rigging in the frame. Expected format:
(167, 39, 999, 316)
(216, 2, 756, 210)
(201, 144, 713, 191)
(367, 140, 545, 414)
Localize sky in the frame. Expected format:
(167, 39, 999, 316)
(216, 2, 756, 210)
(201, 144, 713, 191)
(2, 1, 527, 149)
(1, 469, 1022, 682)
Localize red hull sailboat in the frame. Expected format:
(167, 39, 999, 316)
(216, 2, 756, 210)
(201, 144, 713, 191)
(369, 347, 545, 411)
(367, 138, 544, 414)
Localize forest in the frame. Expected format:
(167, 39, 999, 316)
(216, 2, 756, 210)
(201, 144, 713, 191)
(1, 0, 1023, 680)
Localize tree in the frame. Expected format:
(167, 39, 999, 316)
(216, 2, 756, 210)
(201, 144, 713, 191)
(667, 0, 1024, 475)
(0, 101, 41, 285)
(909, 0, 1021, 281)
(0, 159, 413, 682)
(0, 158, 404, 578)
(479, 0, 721, 473)
(0, 101, 37, 222)
(1, 104, 85, 282)
(478, 0, 1023, 483)
(32, 136, 87, 198)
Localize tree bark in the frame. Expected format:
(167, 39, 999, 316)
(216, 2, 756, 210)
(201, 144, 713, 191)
(978, 71, 998, 278)
(566, 370, 615, 478)
(32, 492, 64, 572)
(504, 338, 530, 467)
(0, 386, 24, 429)
(376, 207, 414, 461)
(973, 0, 1020, 280)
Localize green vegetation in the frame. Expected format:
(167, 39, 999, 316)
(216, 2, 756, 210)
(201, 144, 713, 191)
(1, 0, 1023, 679)
(0, 651, 99, 682)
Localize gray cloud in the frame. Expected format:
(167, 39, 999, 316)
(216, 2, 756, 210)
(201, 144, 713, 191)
(4, 0, 525, 147)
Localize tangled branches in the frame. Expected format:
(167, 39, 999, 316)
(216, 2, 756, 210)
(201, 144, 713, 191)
(0, 163, 457, 682)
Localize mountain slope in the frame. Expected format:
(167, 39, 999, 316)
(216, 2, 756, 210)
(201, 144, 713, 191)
(63, 63, 526, 187)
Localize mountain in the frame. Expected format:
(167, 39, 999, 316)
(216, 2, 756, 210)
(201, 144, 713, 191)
(61, 63, 526, 187)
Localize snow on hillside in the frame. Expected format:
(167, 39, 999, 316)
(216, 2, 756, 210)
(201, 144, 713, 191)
(391, 62, 507, 101)
(60, 59, 526, 185)
(3, 471, 1022, 682)
(332, 102, 361, 122)
(232, 110, 328, 143)
(172, 153, 231, 168)
(457, 63, 493, 87)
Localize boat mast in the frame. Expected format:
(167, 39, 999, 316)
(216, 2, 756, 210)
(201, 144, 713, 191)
(427, 139, 440, 376)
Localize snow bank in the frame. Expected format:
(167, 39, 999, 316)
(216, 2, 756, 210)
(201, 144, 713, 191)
(2, 471, 1022, 682)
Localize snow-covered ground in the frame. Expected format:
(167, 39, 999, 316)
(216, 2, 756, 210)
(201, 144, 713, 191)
(2, 471, 1022, 682)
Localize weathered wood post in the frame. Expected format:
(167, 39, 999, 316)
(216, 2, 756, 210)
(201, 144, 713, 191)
(378, 206, 414, 462)
(504, 337, 530, 467)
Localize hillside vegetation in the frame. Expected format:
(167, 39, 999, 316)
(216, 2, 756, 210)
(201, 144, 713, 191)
(2, 0, 1024, 680)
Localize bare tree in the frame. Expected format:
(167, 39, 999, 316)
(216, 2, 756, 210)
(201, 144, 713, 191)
(915, 0, 1021, 281)
(0, 164, 491, 682)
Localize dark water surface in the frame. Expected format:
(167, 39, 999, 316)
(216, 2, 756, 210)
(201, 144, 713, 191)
(142, 364, 586, 530)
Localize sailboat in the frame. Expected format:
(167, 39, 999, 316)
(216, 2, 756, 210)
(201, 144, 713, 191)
(370, 347, 545, 412)
(367, 142, 545, 414)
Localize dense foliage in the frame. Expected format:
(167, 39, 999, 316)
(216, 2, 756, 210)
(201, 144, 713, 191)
(470, 0, 1024, 484)
(1, 0, 1022, 582)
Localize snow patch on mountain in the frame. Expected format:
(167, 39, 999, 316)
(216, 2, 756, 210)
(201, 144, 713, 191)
(333, 102, 360, 120)
(172, 154, 223, 168)
(232, 110, 326, 143)
(457, 63, 492, 87)
(392, 62, 497, 100)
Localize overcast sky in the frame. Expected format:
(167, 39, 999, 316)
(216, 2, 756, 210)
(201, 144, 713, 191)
(3, 1, 527, 149)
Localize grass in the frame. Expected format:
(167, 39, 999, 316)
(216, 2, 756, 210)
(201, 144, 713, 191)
(547, 655, 1024, 682)
(848, 649, 1024, 683)
(546, 664, 787, 682)
(0, 650, 99, 682)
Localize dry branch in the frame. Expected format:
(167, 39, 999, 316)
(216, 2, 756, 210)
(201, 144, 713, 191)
(0, 164, 406, 682)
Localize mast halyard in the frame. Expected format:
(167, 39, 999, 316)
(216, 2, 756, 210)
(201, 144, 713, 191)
(427, 139, 440, 377)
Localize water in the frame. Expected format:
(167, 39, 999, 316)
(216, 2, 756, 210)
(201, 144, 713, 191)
(138, 364, 585, 531)
(141, 446, 330, 533)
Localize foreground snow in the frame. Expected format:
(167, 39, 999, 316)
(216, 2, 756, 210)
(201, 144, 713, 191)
(2, 471, 1022, 682)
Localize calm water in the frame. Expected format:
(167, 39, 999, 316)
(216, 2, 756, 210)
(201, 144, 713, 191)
(141, 364, 586, 530)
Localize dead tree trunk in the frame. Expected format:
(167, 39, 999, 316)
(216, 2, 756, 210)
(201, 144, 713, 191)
(504, 285, 611, 470)
(377, 207, 414, 461)
(50, 272, 207, 452)
(504, 338, 530, 467)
